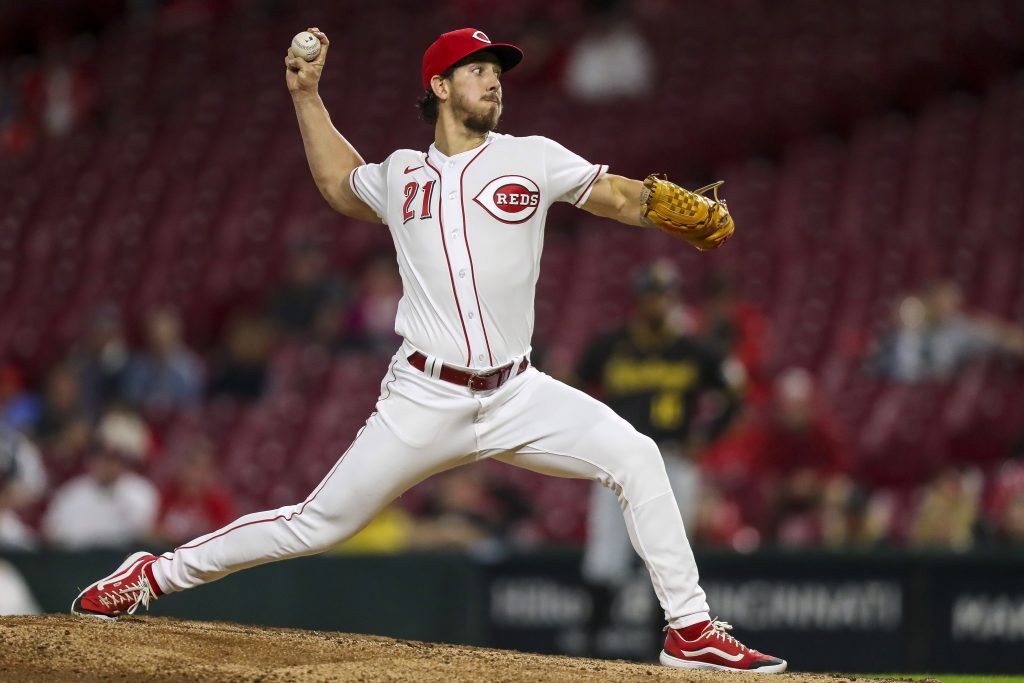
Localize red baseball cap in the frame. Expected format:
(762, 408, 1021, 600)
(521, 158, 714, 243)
(421, 28, 523, 89)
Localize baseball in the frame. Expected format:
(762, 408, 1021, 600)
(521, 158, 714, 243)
(291, 31, 321, 61)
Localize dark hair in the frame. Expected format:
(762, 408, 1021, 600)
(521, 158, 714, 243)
(416, 65, 456, 125)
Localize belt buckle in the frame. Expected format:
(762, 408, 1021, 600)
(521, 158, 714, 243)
(468, 367, 500, 391)
(467, 371, 488, 391)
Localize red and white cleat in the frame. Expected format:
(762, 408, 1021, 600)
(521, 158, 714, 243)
(71, 551, 162, 621)
(661, 619, 787, 673)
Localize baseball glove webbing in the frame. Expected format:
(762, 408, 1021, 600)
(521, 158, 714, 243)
(641, 175, 735, 251)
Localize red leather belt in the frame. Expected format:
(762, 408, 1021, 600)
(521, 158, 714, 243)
(407, 352, 529, 392)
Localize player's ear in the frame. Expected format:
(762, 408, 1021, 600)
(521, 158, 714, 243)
(430, 75, 449, 102)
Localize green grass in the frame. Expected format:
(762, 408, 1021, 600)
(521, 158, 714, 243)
(865, 676, 1024, 683)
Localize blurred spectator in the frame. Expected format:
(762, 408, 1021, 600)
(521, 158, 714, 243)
(871, 293, 929, 380)
(337, 468, 532, 555)
(332, 505, 416, 554)
(42, 409, 158, 549)
(0, 561, 41, 615)
(123, 307, 204, 412)
(310, 303, 350, 350)
(922, 280, 1024, 369)
(907, 466, 982, 550)
(696, 272, 769, 399)
(0, 62, 35, 155)
(818, 482, 893, 549)
(873, 281, 1024, 381)
(564, 0, 653, 101)
(153, 437, 235, 546)
(71, 304, 132, 420)
(32, 363, 91, 457)
(409, 465, 532, 551)
(0, 426, 47, 550)
(993, 486, 1024, 545)
(346, 256, 402, 354)
(207, 312, 272, 403)
(690, 486, 759, 551)
(742, 368, 853, 544)
(0, 362, 39, 431)
(32, 33, 98, 138)
(985, 444, 1024, 545)
(268, 240, 348, 340)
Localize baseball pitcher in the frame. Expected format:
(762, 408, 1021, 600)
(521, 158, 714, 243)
(71, 27, 785, 673)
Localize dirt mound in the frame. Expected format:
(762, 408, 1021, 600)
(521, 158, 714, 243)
(0, 615, 917, 682)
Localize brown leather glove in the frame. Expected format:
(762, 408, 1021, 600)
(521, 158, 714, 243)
(641, 175, 735, 251)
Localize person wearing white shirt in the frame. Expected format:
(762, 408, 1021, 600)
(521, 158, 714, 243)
(0, 560, 41, 615)
(71, 26, 785, 673)
(44, 411, 157, 550)
(0, 426, 47, 550)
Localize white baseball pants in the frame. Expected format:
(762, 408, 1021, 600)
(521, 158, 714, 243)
(582, 450, 701, 588)
(151, 346, 711, 628)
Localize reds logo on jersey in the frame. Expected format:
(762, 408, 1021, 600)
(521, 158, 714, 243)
(473, 175, 541, 224)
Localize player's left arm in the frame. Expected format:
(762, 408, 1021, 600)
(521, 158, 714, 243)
(579, 173, 647, 227)
(582, 172, 735, 252)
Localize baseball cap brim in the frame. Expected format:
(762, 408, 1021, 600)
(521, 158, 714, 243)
(466, 44, 523, 74)
(421, 29, 524, 89)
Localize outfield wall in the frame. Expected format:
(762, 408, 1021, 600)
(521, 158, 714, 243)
(4, 549, 1023, 673)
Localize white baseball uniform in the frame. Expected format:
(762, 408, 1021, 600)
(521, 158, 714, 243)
(149, 132, 711, 629)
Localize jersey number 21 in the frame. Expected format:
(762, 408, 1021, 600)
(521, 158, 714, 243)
(402, 181, 435, 224)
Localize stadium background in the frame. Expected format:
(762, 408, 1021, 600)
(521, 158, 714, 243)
(1, 0, 1023, 675)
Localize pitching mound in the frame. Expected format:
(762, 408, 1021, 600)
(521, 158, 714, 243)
(1, 615, 920, 682)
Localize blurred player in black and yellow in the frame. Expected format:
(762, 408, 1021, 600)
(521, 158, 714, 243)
(575, 260, 742, 656)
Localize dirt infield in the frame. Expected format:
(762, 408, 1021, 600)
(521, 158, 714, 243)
(0, 615, 923, 683)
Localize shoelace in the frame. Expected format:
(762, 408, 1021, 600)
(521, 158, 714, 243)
(700, 619, 747, 652)
(95, 575, 155, 615)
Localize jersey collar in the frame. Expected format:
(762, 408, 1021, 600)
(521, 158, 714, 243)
(428, 132, 497, 168)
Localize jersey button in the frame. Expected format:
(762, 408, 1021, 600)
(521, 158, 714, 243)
(450, 230, 459, 239)
(447, 192, 456, 200)
(458, 269, 466, 278)
(467, 311, 475, 319)
(478, 354, 486, 362)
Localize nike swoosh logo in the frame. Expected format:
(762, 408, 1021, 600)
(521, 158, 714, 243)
(679, 646, 744, 662)
(404, 165, 423, 174)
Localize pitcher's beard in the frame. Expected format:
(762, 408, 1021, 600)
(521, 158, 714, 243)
(464, 109, 500, 134)
(454, 94, 502, 134)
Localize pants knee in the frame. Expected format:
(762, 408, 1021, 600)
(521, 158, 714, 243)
(286, 504, 364, 553)
(590, 426, 669, 499)
(620, 434, 670, 495)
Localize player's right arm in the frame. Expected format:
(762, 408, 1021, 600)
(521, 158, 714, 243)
(286, 28, 381, 224)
